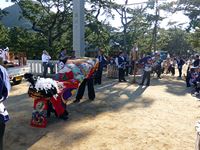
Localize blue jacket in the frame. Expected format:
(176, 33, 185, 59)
(138, 56, 151, 65)
(176, 59, 185, 68)
(97, 55, 107, 70)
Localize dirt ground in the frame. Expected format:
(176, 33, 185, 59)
(3, 70, 200, 150)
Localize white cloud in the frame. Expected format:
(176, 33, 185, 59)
(0, 0, 14, 9)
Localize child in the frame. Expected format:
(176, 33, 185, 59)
(140, 58, 153, 86)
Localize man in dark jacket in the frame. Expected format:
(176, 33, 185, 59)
(176, 57, 185, 77)
(94, 49, 107, 85)
(115, 51, 127, 82)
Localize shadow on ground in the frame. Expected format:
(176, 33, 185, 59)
(5, 74, 190, 149)
(134, 74, 191, 96)
(5, 77, 154, 150)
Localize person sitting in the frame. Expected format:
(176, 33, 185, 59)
(186, 67, 195, 87)
(190, 67, 200, 96)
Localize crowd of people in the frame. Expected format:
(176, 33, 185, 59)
(39, 46, 200, 93)
(1, 45, 200, 149)
(185, 55, 200, 97)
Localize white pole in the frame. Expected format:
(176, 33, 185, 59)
(73, 0, 85, 58)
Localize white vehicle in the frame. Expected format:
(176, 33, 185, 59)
(3, 51, 31, 85)
(7, 65, 31, 84)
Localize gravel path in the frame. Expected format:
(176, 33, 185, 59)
(4, 75, 200, 150)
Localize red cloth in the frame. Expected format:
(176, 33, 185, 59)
(86, 62, 99, 79)
(61, 79, 79, 90)
(31, 98, 48, 128)
(55, 71, 74, 82)
(50, 96, 65, 117)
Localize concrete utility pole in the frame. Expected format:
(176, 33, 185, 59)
(73, 0, 85, 58)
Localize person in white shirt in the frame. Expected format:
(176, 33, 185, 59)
(42, 50, 54, 78)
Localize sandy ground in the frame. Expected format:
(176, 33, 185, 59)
(3, 71, 200, 150)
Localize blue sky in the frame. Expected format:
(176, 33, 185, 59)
(0, 0, 190, 29)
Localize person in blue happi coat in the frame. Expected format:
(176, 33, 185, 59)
(94, 49, 107, 85)
(115, 51, 127, 82)
(0, 57, 11, 150)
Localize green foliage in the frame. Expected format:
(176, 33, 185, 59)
(0, 24, 9, 46)
(159, 28, 192, 55)
(0, 0, 199, 58)
(179, 0, 200, 29)
(18, 0, 73, 54)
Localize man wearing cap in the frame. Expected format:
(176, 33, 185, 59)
(42, 50, 54, 78)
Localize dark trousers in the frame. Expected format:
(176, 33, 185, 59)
(171, 67, 175, 76)
(0, 122, 5, 150)
(155, 65, 162, 78)
(141, 71, 151, 86)
(125, 66, 129, 76)
(94, 69, 103, 85)
(119, 68, 126, 81)
(186, 72, 191, 87)
(178, 67, 182, 77)
(43, 62, 54, 78)
(130, 61, 135, 75)
(76, 78, 95, 101)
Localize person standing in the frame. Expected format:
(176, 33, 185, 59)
(129, 44, 138, 75)
(0, 47, 9, 64)
(42, 50, 54, 78)
(124, 52, 130, 76)
(153, 53, 162, 79)
(115, 51, 127, 82)
(140, 58, 153, 86)
(59, 48, 68, 61)
(74, 77, 95, 103)
(94, 49, 107, 85)
(176, 57, 185, 77)
(193, 55, 200, 67)
(0, 57, 11, 150)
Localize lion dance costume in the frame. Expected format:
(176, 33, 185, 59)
(25, 58, 99, 128)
